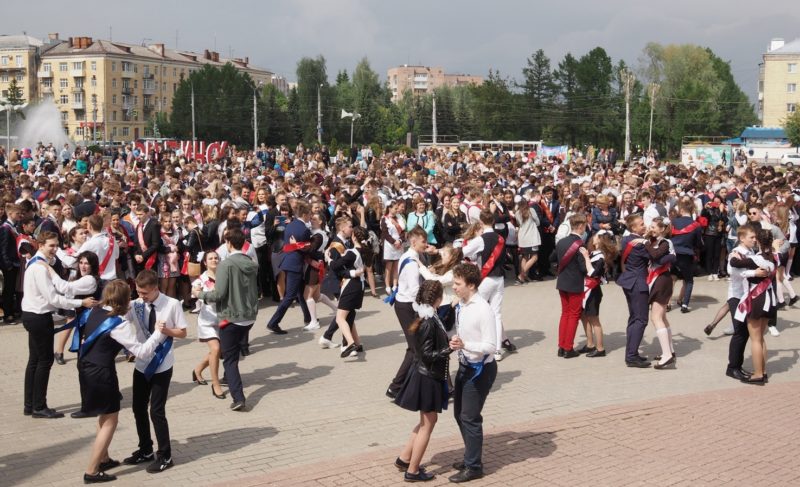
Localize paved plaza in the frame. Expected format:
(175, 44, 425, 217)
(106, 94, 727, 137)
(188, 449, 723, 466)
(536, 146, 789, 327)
(1, 278, 798, 486)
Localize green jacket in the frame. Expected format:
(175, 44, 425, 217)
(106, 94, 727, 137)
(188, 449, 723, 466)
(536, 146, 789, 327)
(198, 252, 259, 323)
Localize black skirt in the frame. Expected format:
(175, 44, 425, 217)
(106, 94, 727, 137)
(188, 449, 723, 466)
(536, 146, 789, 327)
(80, 361, 122, 415)
(394, 367, 448, 414)
(337, 278, 364, 310)
(649, 274, 673, 305)
(583, 287, 603, 317)
(749, 293, 777, 320)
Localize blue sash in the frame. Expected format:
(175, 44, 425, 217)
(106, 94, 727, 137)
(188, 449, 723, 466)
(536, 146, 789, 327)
(144, 337, 173, 380)
(26, 255, 46, 269)
(383, 257, 413, 306)
(76, 316, 124, 357)
(54, 307, 91, 344)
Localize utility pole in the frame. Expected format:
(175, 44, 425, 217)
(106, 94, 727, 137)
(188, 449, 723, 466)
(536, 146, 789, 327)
(317, 83, 323, 145)
(253, 84, 258, 154)
(190, 83, 196, 154)
(432, 91, 437, 145)
(92, 95, 97, 144)
(647, 82, 660, 155)
(621, 68, 635, 163)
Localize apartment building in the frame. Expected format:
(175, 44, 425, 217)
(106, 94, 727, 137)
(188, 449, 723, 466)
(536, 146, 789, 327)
(758, 37, 800, 127)
(386, 64, 483, 102)
(0, 34, 44, 103)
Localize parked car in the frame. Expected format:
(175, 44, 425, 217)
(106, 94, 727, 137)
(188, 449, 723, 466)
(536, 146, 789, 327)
(780, 153, 800, 167)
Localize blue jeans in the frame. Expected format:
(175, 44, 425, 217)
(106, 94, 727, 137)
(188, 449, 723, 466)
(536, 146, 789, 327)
(453, 360, 497, 471)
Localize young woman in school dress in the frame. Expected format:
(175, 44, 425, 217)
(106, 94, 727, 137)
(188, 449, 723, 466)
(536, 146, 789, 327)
(579, 231, 618, 357)
(382, 201, 406, 296)
(76, 280, 166, 484)
(52, 250, 100, 366)
(191, 251, 226, 399)
(329, 226, 373, 358)
(646, 218, 677, 369)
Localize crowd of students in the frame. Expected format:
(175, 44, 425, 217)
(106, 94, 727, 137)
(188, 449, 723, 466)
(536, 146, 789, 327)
(0, 141, 797, 483)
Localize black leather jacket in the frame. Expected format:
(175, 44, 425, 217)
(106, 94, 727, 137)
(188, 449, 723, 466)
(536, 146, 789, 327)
(414, 315, 453, 381)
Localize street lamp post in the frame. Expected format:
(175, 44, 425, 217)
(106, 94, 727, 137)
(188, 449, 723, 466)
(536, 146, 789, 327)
(341, 109, 361, 148)
(253, 81, 263, 154)
(317, 83, 323, 145)
(0, 100, 27, 150)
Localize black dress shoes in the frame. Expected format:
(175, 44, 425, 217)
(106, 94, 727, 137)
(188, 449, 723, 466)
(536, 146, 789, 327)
(23, 408, 32, 416)
(452, 461, 466, 471)
(576, 345, 596, 354)
(448, 468, 484, 483)
(501, 339, 517, 352)
(340, 343, 358, 358)
(71, 410, 97, 419)
(726, 368, 751, 381)
(32, 408, 64, 418)
(84, 471, 116, 483)
(98, 459, 120, 471)
(557, 348, 565, 357)
(741, 375, 766, 385)
(404, 470, 435, 482)
(626, 360, 651, 368)
(267, 325, 287, 335)
(394, 457, 410, 471)
(653, 355, 676, 370)
(586, 349, 606, 357)
(123, 449, 154, 465)
(563, 349, 580, 358)
(386, 388, 398, 400)
(55, 353, 66, 365)
(230, 400, 247, 411)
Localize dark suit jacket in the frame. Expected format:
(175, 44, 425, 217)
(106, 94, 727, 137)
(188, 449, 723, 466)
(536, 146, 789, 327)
(616, 234, 649, 292)
(0, 222, 19, 270)
(135, 219, 163, 263)
(553, 234, 587, 293)
(280, 219, 311, 273)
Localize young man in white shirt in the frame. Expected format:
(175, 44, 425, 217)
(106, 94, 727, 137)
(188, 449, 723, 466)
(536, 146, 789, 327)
(79, 214, 119, 287)
(22, 231, 97, 418)
(448, 263, 498, 483)
(122, 270, 187, 473)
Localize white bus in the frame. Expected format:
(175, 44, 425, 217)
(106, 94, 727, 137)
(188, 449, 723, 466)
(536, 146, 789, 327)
(459, 140, 542, 157)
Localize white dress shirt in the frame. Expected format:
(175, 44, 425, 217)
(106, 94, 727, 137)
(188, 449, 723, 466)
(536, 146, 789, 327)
(52, 274, 98, 298)
(395, 248, 421, 303)
(21, 253, 84, 313)
(456, 292, 497, 363)
(125, 292, 188, 374)
(78, 231, 119, 280)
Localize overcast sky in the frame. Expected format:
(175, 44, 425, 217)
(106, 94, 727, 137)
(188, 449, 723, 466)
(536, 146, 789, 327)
(4, 0, 799, 103)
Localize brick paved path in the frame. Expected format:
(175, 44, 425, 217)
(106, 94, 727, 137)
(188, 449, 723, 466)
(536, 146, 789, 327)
(0, 279, 797, 486)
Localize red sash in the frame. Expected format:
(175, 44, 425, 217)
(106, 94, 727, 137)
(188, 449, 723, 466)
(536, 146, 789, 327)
(621, 240, 638, 264)
(671, 221, 700, 236)
(737, 257, 778, 316)
(647, 263, 670, 291)
(389, 216, 404, 237)
(282, 241, 311, 253)
(98, 231, 115, 274)
(137, 222, 157, 270)
(583, 276, 601, 308)
(558, 239, 583, 273)
(480, 235, 505, 278)
(243, 241, 251, 254)
(540, 201, 555, 233)
(16, 234, 36, 258)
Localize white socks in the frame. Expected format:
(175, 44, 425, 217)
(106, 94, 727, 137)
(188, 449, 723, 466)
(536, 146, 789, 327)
(666, 327, 674, 353)
(656, 328, 672, 364)
(318, 294, 338, 313)
(305, 297, 317, 323)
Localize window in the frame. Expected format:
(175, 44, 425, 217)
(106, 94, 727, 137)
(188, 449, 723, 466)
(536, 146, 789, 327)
(112, 78, 117, 88)
(60, 95, 68, 104)
(122, 127, 129, 137)
(60, 78, 68, 88)
(0, 56, 7, 65)
(134, 96, 138, 105)
(43, 63, 51, 72)
(112, 95, 117, 104)
(111, 62, 116, 71)
(15, 73, 22, 81)
(162, 82, 166, 91)
(64, 126, 70, 136)
(173, 83, 177, 93)
(76, 127, 84, 136)
(72, 61, 82, 70)
(162, 66, 166, 76)
(0, 73, 7, 82)
(42, 79, 52, 88)
(91, 61, 96, 71)
(59, 62, 67, 72)
(789, 103, 797, 113)
(790, 63, 798, 73)
(91, 77, 96, 87)
(15, 55, 23, 67)
(173, 68, 177, 76)
(75, 78, 83, 88)
(788, 83, 797, 93)
(73, 93, 83, 103)
(61, 111, 68, 121)
(134, 79, 138, 88)
(1, 90, 6, 98)
(112, 111, 117, 121)
(112, 127, 117, 137)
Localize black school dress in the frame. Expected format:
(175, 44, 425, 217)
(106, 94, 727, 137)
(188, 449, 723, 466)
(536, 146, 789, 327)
(79, 308, 126, 415)
(583, 251, 605, 317)
(647, 239, 676, 305)
(331, 248, 365, 311)
(395, 314, 452, 414)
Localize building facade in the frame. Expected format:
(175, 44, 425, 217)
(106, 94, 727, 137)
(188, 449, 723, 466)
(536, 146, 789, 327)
(758, 37, 800, 127)
(0, 34, 44, 104)
(387, 65, 483, 102)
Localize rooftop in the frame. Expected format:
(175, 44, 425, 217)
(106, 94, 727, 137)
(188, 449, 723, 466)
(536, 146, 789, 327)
(766, 37, 800, 55)
(740, 126, 787, 139)
(0, 34, 43, 49)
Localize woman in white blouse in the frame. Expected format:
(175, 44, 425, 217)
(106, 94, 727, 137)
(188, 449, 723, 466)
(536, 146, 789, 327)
(192, 251, 226, 399)
(51, 251, 100, 365)
(57, 226, 89, 280)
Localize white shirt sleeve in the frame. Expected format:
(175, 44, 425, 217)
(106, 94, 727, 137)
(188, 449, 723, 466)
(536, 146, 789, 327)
(462, 302, 497, 356)
(31, 264, 83, 309)
(462, 237, 485, 261)
(52, 275, 97, 298)
(109, 321, 165, 361)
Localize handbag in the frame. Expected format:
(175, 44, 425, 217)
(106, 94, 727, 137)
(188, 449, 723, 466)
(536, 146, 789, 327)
(186, 229, 203, 278)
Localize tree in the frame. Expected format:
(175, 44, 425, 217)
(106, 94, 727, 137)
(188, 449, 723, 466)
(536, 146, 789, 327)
(553, 53, 580, 146)
(785, 110, 800, 148)
(295, 56, 330, 145)
(169, 63, 267, 145)
(6, 78, 25, 105)
(351, 58, 383, 144)
(519, 49, 556, 139)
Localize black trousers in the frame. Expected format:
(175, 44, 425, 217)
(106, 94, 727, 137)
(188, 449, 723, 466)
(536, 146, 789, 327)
(388, 302, 417, 394)
(132, 368, 173, 458)
(255, 244, 273, 299)
(703, 235, 722, 275)
(22, 312, 55, 411)
(220, 323, 253, 403)
(2, 266, 19, 318)
(538, 233, 555, 275)
(727, 298, 749, 371)
(454, 360, 497, 471)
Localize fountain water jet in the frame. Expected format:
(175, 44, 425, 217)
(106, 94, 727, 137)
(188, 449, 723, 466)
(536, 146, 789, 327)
(14, 100, 72, 150)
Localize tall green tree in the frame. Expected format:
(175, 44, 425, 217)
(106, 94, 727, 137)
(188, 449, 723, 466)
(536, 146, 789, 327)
(351, 58, 384, 144)
(785, 110, 800, 147)
(295, 56, 330, 145)
(520, 49, 557, 139)
(553, 53, 580, 146)
(6, 78, 25, 105)
(575, 47, 614, 147)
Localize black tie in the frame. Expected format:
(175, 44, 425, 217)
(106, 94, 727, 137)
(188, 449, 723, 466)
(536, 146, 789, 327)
(148, 304, 156, 334)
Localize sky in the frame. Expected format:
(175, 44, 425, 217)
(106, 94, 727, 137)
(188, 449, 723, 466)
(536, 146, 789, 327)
(4, 0, 799, 103)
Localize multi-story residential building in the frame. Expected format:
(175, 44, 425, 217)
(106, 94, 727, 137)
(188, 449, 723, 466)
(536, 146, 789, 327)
(0, 34, 45, 103)
(758, 37, 800, 127)
(37, 34, 283, 142)
(386, 64, 483, 102)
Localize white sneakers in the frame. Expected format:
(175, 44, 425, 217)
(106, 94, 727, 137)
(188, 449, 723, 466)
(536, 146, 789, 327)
(303, 320, 321, 332)
(769, 326, 781, 337)
(318, 336, 338, 349)
(494, 351, 504, 362)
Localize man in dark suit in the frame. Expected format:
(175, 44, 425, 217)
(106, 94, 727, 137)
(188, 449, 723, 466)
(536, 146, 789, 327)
(265, 200, 312, 334)
(537, 187, 560, 277)
(617, 214, 651, 368)
(133, 205, 163, 274)
(551, 213, 590, 358)
(0, 204, 22, 324)
(34, 200, 63, 246)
